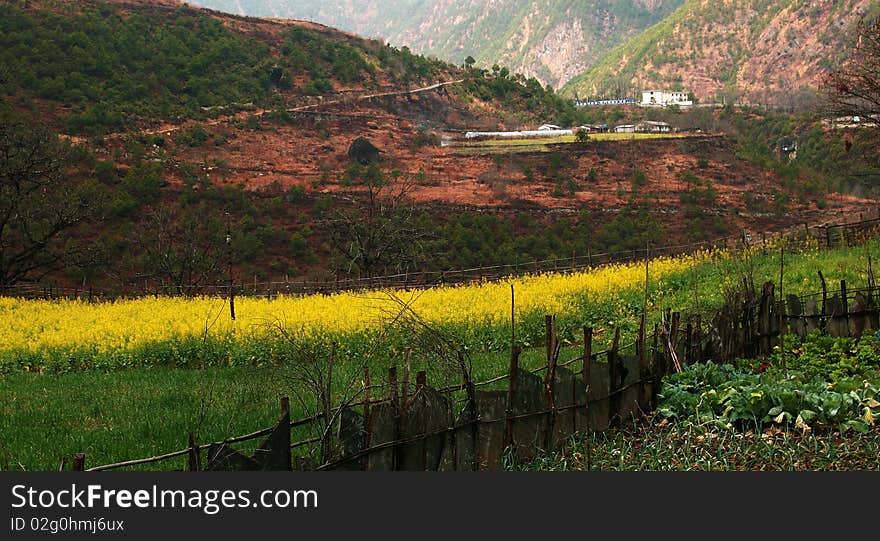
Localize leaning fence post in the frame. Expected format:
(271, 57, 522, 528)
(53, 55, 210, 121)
(72, 453, 85, 471)
(670, 312, 681, 371)
(652, 323, 661, 408)
(841, 280, 850, 336)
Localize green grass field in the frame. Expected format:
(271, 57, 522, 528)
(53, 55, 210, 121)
(449, 132, 699, 154)
(1, 238, 877, 470)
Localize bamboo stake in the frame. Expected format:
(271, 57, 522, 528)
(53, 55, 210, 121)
(779, 242, 787, 377)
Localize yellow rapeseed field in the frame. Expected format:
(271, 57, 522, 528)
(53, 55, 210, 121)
(0, 253, 706, 357)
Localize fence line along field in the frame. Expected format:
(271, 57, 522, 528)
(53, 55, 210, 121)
(1, 232, 879, 470)
(0, 253, 705, 374)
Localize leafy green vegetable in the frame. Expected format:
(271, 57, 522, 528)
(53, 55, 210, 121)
(658, 333, 880, 432)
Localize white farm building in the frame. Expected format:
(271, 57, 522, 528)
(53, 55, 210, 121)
(641, 90, 693, 107)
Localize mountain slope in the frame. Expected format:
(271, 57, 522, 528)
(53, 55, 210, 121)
(562, 0, 880, 103)
(0, 0, 458, 134)
(192, 0, 685, 90)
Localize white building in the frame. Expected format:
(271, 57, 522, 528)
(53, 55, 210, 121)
(464, 129, 573, 140)
(641, 90, 693, 107)
(635, 121, 672, 133)
(613, 121, 674, 133)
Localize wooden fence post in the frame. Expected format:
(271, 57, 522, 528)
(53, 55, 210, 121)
(819, 270, 828, 333)
(388, 367, 400, 470)
(72, 453, 85, 471)
(457, 350, 480, 471)
(638, 312, 651, 411)
(402, 349, 412, 400)
(579, 327, 592, 432)
(670, 312, 681, 371)
(505, 347, 522, 450)
(187, 432, 200, 471)
(363, 368, 372, 471)
(582, 327, 593, 470)
(280, 396, 291, 471)
(414, 372, 428, 470)
(544, 316, 558, 450)
(841, 280, 850, 336)
(652, 323, 661, 408)
(608, 327, 621, 426)
(694, 315, 703, 363)
(685, 322, 693, 365)
(545, 315, 556, 367)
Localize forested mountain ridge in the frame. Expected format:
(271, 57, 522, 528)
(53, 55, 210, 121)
(0, 0, 456, 134)
(1, 0, 586, 135)
(196, 0, 880, 105)
(192, 0, 685, 90)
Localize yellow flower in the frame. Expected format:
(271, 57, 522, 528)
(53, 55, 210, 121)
(0, 253, 704, 357)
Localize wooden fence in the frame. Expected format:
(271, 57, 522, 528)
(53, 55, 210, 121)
(7, 207, 880, 301)
(67, 265, 879, 472)
(71, 318, 659, 471)
(54, 207, 880, 472)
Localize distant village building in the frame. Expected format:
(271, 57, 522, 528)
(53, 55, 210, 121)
(824, 115, 879, 129)
(640, 90, 693, 107)
(577, 124, 609, 133)
(464, 128, 573, 140)
(635, 120, 673, 133)
(574, 98, 637, 107)
(613, 121, 673, 133)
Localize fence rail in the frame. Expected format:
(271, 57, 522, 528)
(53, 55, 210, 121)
(7, 208, 880, 301)
(68, 262, 879, 472)
(54, 210, 880, 471)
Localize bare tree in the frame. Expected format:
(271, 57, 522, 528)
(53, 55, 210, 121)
(270, 288, 474, 467)
(0, 108, 105, 286)
(134, 205, 225, 295)
(825, 18, 880, 164)
(331, 164, 432, 280)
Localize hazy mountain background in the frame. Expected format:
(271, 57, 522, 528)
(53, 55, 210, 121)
(193, 0, 880, 103)
(192, 1, 685, 90)
(563, 0, 880, 103)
